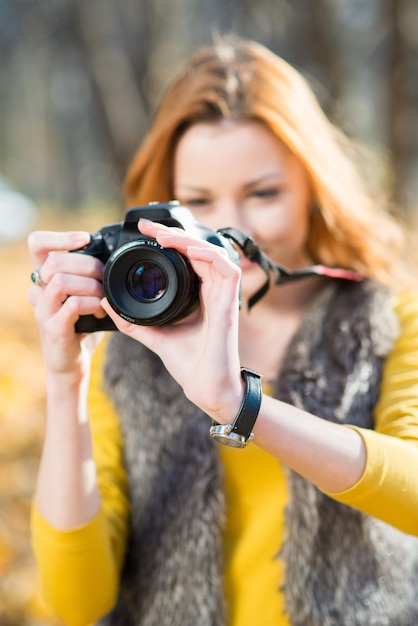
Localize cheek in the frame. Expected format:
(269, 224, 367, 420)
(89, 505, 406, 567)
(186, 208, 226, 232)
(250, 204, 311, 255)
(192, 214, 219, 230)
(269, 191, 311, 234)
(250, 209, 298, 241)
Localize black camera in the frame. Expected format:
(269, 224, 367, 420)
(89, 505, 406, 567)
(73, 201, 240, 332)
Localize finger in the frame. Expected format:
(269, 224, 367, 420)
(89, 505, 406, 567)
(28, 283, 44, 307)
(100, 298, 135, 334)
(42, 296, 108, 338)
(186, 245, 242, 292)
(158, 231, 229, 261)
(30, 267, 48, 288)
(100, 297, 167, 352)
(38, 250, 104, 286)
(35, 274, 105, 323)
(27, 230, 91, 267)
(138, 219, 224, 255)
(137, 218, 182, 238)
(186, 244, 241, 323)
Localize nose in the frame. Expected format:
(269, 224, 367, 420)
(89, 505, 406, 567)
(218, 201, 253, 237)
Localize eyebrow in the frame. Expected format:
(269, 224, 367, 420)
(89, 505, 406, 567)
(174, 184, 208, 193)
(175, 172, 284, 194)
(243, 172, 284, 189)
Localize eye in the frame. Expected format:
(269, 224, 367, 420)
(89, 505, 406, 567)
(182, 197, 211, 208)
(250, 187, 281, 199)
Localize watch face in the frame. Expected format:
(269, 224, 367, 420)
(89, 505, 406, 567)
(209, 424, 252, 448)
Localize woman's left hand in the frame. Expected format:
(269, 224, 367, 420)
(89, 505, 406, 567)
(100, 218, 245, 423)
(102, 220, 372, 498)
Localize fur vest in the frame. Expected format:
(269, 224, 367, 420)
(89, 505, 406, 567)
(99, 280, 418, 626)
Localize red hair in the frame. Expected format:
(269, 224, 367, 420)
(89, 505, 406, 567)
(124, 36, 407, 285)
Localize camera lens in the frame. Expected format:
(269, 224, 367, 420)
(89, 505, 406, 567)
(127, 261, 167, 301)
(103, 238, 200, 325)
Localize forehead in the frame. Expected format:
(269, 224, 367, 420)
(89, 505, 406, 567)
(173, 120, 300, 186)
(176, 120, 284, 159)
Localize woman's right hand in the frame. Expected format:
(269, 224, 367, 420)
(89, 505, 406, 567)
(28, 229, 108, 530)
(27, 230, 107, 374)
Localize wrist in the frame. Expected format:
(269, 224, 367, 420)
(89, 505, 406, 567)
(45, 364, 91, 410)
(210, 368, 263, 448)
(208, 376, 246, 426)
(46, 366, 86, 390)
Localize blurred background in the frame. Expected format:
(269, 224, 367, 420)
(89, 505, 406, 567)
(0, 0, 417, 624)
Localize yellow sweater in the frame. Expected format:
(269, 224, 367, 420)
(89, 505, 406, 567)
(32, 290, 418, 626)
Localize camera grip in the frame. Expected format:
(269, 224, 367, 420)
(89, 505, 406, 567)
(75, 314, 117, 333)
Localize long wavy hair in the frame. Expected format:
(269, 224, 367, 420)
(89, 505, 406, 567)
(124, 36, 407, 285)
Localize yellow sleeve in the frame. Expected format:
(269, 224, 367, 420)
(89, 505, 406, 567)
(325, 290, 418, 535)
(88, 335, 131, 572)
(31, 506, 120, 626)
(31, 336, 131, 625)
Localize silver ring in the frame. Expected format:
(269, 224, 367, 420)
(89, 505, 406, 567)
(31, 268, 47, 288)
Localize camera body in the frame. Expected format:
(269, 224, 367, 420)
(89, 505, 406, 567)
(73, 201, 240, 332)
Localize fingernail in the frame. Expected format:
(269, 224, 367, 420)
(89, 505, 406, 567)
(71, 232, 90, 245)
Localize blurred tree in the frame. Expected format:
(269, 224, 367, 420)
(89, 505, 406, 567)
(386, 0, 418, 209)
(73, 0, 149, 175)
(0, 1, 417, 208)
(0, 2, 418, 624)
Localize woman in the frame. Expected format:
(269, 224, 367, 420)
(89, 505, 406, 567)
(28, 36, 418, 626)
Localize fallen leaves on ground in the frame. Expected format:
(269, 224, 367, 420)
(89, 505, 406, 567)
(0, 207, 117, 625)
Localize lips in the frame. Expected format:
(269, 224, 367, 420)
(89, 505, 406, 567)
(239, 254, 254, 271)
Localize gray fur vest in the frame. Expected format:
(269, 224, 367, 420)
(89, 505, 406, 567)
(99, 280, 418, 626)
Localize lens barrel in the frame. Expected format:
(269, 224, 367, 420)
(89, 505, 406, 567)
(127, 260, 168, 302)
(103, 238, 200, 325)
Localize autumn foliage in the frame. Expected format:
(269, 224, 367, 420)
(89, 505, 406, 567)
(0, 208, 118, 625)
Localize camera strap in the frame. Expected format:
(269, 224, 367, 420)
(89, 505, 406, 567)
(218, 227, 364, 309)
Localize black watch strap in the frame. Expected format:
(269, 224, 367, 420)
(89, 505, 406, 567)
(209, 368, 263, 448)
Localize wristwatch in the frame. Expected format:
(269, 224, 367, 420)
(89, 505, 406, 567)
(209, 368, 262, 448)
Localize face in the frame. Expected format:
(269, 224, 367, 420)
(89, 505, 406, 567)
(173, 120, 313, 299)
